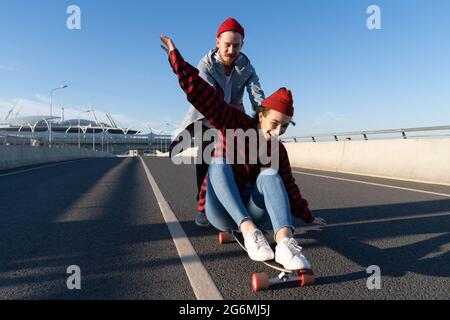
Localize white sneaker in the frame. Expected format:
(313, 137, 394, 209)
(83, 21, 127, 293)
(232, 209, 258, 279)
(244, 229, 274, 262)
(275, 238, 312, 270)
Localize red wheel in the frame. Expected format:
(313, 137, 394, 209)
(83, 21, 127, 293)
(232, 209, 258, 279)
(297, 270, 316, 287)
(252, 273, 270, 292)
(218, 232, 233, 244)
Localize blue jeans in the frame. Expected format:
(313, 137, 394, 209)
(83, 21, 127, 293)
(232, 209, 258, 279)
(205, 157, 293, 236)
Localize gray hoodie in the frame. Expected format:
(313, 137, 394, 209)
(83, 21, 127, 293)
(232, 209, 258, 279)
(176, 48, 265, 134)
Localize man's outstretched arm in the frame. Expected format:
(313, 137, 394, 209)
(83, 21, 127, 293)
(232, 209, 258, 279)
(160, 35, 239, 131)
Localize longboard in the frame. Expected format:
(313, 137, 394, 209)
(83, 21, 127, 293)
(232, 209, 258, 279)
(218, 231, 315, 292)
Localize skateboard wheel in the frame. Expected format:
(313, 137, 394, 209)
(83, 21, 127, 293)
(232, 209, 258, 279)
(252, 273, 270, 292)
(298, 274, 316, 287)
(218, 232, 233, 244)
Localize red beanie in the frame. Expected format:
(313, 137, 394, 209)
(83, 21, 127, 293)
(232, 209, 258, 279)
(262, 88, 294, 117)
(217, 18, 245, 39)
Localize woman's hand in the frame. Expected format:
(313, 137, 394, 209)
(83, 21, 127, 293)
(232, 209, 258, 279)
(160, 35, 176, 55)
(312, 217, 327, 225)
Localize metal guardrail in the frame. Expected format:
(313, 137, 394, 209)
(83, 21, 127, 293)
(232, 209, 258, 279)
(0, 133, 45, 147)
(0, 132, 172, 155)
(282, 125, 450, 143)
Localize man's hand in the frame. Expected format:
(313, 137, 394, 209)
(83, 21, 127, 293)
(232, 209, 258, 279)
(312, 217, 327, 225)
(160, 35, 176, 55)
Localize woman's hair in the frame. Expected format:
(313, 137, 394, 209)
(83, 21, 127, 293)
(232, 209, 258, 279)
(253, 105, 297, 126)
(254, 105, 269, 121)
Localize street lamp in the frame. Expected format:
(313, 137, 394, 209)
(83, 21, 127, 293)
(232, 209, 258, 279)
(160, 123, 171, 152)
(78, 110, 90, 149)
(50, 85, 68, 147)
(147, 122, 172, 153)
(92, 124, 95, 151)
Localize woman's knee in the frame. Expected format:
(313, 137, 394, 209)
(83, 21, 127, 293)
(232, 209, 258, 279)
(208, 157, 233, 182)
(257, 168, 282, 184)
(210, 157, 230, 166)
(208, 157, 229, 173)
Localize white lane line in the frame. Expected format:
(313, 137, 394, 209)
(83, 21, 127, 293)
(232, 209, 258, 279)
(139, 156, 223, 300)
(300, 212, 450, 230)
(0, 159, 88, 178)
(293, 171, 450, 198)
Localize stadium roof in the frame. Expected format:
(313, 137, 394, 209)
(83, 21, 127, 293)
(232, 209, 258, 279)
(1, 116, 111, 128)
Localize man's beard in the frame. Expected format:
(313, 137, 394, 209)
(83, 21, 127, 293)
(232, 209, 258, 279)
(220, 53, 237, 67)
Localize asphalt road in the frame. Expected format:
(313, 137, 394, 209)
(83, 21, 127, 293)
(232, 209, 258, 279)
(0, 157, 449, 300)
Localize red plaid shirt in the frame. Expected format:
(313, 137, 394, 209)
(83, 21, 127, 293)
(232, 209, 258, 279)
(169, 49, 314, 223)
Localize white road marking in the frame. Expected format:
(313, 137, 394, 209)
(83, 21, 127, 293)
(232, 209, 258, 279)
(139, 156, 223, 300)
(300, 211, 450, 230)
(0, 159, 87, 178)
(293, 171, 450, 198)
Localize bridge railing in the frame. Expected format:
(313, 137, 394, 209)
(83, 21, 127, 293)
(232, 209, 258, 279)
(0, 132, 173, 155)
(282, 125, 450, 143)
(0, 133, 45, 147)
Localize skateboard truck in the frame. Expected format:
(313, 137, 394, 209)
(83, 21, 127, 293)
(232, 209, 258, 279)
(252, 269, 315, 292)
(218, 231, 316, 292)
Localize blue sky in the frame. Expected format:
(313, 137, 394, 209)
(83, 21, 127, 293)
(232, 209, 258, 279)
(0, 0, 449, 135)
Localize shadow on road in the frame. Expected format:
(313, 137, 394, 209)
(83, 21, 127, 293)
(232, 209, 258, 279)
(292, 199, 450, 280)
(1, 156, 448, 298)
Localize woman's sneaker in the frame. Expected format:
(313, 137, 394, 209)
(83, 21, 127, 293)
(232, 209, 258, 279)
(244, 229, 274, 262)
(275, 238, 312, 270)
(195, 212, 210, 227)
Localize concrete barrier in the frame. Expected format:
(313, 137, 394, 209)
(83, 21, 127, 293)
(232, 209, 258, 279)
(283, 137, 450, 186)
(0, 146, 114, 170)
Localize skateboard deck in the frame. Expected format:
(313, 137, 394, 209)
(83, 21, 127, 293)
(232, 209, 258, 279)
(218, 231, 316, 291)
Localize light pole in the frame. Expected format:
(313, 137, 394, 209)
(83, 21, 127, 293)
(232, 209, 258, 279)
(159, 123, 171, 152)
(50, 85, 68, 147)
(149, 123, 171, 153)
(78, 110, 90, 149)
(89, 105, 104, 152)
(92, 124, 95, 151)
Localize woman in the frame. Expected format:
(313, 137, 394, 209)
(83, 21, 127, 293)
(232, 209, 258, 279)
(174, 18, 265, 228)
(161, 35, 326, 270)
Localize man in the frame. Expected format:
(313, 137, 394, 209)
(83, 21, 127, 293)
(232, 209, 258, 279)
(171, 18, 265, 227)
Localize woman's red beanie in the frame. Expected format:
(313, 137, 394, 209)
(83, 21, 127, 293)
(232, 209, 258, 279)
(217, 18, 245, 39)
(262, 88, 294, 117)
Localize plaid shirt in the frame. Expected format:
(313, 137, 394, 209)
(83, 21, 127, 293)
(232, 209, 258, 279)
(169, 49, 314, 223)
